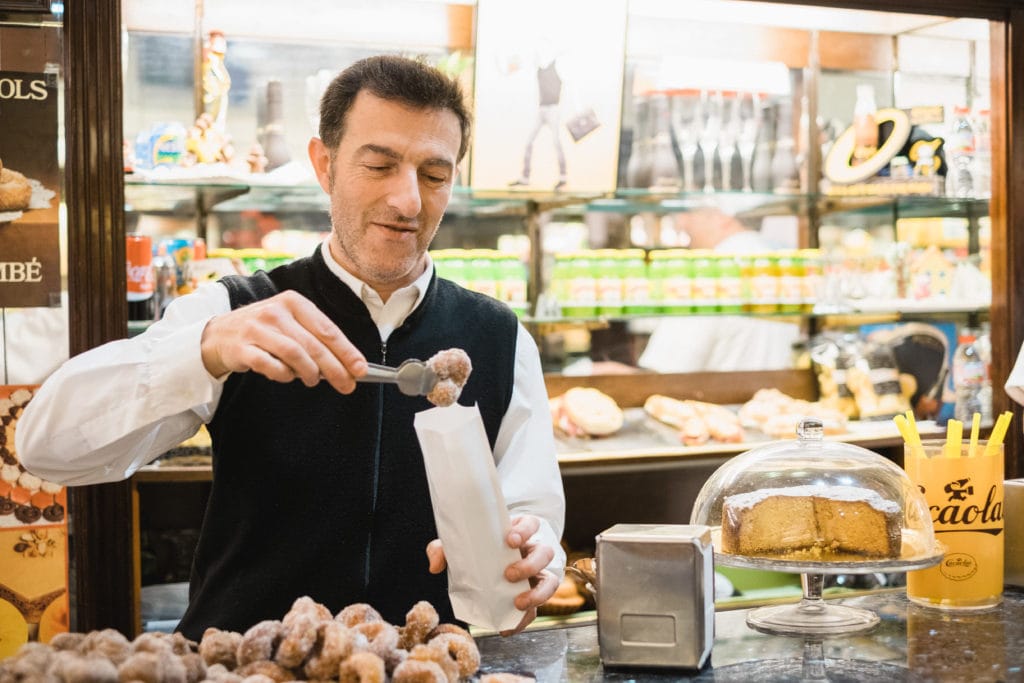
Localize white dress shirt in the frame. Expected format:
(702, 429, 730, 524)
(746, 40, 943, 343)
(17, 241, 565, 576)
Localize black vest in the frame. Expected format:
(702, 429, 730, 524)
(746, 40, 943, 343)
(177, 248, 519, 639)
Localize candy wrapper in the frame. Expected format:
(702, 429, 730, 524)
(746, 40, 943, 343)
(414, 404, 527, 632)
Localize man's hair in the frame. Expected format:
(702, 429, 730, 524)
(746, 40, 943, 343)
(318, 54, 472, 162)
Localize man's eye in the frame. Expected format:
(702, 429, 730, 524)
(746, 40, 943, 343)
(365, 165, 390, 172)
(426, 175, 447, 184)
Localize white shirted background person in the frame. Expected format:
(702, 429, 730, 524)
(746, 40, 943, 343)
(638, 205, 802, 373)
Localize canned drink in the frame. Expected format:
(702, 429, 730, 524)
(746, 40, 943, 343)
(126, 234, 155, 322)
(159, 237, 196, 291)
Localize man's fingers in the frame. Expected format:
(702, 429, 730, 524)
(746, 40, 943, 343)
(202, 290, 368, 393)
(506, 514, 541, 549)
(285, 292, 367, 384)
(504, 541, 554, 583)
(513, 570, 559, 612)
(425, 539, 447, 574)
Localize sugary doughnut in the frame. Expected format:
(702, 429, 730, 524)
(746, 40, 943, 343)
(398, 601, 439, 650)
(117, 650, 187, 683)
(426, 623, 473, 643)
(0, 166, 32, 212)
(406, 643, 458, 683)
(199, 627, 243, 668)
(335, 603, 382, 628)
(49, 631, 86, 651)
(79, 628, 131, 665)
(282, 595, 332, 627)
(352, 621, 399, 661)
(203, 662, 245, 683)
(424, 348, 472, 407)
(426, 380, 460, 408)
(49, 649, 119, 683)
(302, 621, 359, 680)
(274, 612, 319, 668)
(236, 620, 283, 666)
(234, 660, 293, 682)
(238, 675, 276, 683)
(427, 349, 472, 386)
(180, 651, 207, 683)
(337, 651, 386, 683)
(3, 642, 52, 677)
(383, 646, 407, 676)
(429, 633, 481, 678)
(131, 631, 174, 654)
(391, 658, 448, 683)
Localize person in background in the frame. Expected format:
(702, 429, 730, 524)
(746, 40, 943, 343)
(638, 204, 801, 373)
(16, 55, 565, 639)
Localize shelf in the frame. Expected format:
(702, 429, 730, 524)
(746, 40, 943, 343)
(131, 419, 938, 483)
(524, 303, 989, 328)
(125, 175, 991, 221)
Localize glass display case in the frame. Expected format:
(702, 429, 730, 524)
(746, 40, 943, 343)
(99, 0, 1022, 635)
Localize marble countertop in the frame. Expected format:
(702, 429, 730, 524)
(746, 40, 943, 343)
(476, 588, 1024, 681)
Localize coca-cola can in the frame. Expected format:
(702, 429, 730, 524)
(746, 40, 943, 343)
(127, 233, 156, 322)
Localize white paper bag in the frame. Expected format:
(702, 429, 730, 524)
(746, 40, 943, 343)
(414, 404, 527, 632)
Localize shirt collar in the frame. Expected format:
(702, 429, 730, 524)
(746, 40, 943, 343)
(319, 236, 433, 309)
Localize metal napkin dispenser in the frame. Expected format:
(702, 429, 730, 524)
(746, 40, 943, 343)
(596, 523, 714, 670)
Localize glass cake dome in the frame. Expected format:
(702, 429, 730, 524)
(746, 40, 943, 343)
(689, 418, 943, 637)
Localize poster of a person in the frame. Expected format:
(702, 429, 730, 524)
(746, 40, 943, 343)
(470, 0, 627, 193)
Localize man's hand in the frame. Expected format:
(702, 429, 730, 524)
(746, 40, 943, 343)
(200, 290, 367, 394)
(425, 514, 559, 637)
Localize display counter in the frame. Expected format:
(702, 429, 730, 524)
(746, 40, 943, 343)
(476, 588, 1024, 681)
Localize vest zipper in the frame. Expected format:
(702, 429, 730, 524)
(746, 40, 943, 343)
(364, 340, 386, 589)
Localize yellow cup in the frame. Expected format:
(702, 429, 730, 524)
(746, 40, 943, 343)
(904, 440, 1004, 609)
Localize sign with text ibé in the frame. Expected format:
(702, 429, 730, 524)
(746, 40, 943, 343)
(0, 71, 61, 308)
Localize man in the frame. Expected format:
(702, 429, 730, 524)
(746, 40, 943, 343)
(17, 55, 565, 639)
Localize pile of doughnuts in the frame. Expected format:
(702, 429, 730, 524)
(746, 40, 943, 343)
(0, 158, 32, 212)
(425, 348, 472, 408)
(0, 596, 535, 682)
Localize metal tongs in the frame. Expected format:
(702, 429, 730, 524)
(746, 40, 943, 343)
(358, 359, 438, 397)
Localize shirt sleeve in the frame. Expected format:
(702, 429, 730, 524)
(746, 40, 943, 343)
(1007, 341, 1024, 406)
(492, 323, 566, 579)
(15, 284, 231, 486)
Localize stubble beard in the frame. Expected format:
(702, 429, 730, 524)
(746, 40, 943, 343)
(327, 185, 439, 287)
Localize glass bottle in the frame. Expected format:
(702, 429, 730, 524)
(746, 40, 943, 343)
(751, 100, 776, 193)
(259, 80, 291, 171)
(649, 92, 682, 190)
(626, 96, 652, 189)
(771, 100, 799, 193)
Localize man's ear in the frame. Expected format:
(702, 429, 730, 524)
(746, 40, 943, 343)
(308, 137, 332, 194)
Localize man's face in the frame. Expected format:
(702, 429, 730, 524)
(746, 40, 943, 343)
(309, 91, 462, 296)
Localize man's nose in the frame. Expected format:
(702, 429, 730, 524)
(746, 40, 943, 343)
(386, 168, 423, 219)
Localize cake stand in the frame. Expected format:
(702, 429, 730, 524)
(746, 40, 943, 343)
(713, 531, 943, 637)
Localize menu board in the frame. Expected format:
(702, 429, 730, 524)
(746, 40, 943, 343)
(0, 70, 61, 308)
(0, 385, 69, 655)
(470, 0, 627, 194)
